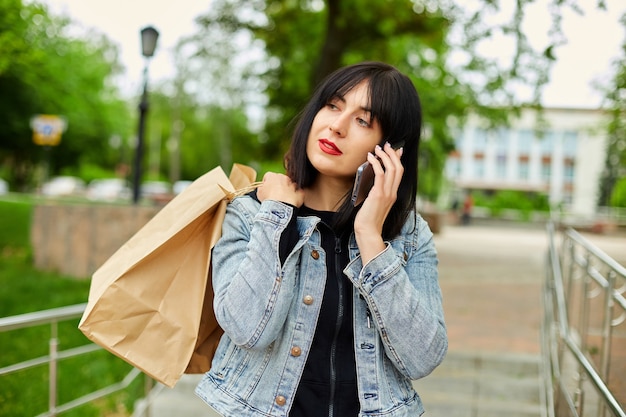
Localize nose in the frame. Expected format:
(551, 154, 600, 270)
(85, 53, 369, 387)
(329, 116, 347, 137)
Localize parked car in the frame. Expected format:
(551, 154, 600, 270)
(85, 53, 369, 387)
(136, 180, 172, 205)
(86, 178, 131, 201)
(173, 180, 193, 195)
(0, 178, 8, 195)
(141, 181, 171, 199)
(41, 176, 85, 197)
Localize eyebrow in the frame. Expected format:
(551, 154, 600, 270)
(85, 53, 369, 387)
(330, 93, 373, 114)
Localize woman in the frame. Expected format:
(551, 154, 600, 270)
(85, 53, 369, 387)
(196, 61, 447, 417)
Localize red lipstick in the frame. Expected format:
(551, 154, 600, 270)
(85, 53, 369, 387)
(318, 139, 342, 155)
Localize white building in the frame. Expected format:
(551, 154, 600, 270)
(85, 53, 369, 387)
(445, 107, 609, 218)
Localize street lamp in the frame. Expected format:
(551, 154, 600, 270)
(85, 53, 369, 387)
(132, 25, 159, 204)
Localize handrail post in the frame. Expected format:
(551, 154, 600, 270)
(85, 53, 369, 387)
(49, 320, 59, 417)
(144, 373, 154, 417)
(0, 303, 149, 416)
(564, 236, 575, 325)
(597, 271, 616, 417)
(544, 223, 626, 417)
(575, 252, 591, 414)
(600, 270, 616, 380)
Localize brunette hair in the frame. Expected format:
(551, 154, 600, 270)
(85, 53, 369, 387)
(285, 61, 422, 239)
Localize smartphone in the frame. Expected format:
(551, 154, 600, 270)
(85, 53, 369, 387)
(350, 141, 404, 206)
(351, 161, 375, 205)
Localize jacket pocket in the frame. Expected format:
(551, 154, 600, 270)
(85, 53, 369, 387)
(210, 338, 275, 400)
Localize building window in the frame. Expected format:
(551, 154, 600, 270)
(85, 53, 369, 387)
(518, 160, 529, 180)
(518, 129, 533, 155)
(496, 155, 507, 179)
(473, 128, 487, 152)
(541, 162, 551, 181)
(540, 131, 554, 155)
(496, 129, 509, 153)
(564, 163, 575, 182)
(454, 133, 464, 151)
(474, 158, 485, 178)
(446, 158, 461, 179)
(563, 131, 577, 157)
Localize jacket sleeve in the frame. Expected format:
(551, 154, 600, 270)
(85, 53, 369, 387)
(345, 213, 447, 380)
(211, 197, 300, 350)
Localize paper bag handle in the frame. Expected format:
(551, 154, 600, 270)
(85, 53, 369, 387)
(221, 181, 263, 201)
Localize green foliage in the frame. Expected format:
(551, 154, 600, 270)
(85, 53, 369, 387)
(610, 177, 626, 207)
(73, 162, 120, 183)
(0, 198, 142, 417)
(183, 0, 580, 201)
(0, 199, 32, 250)
(144, 89, 261, 181)
(597, 13, 626, 207)
(472, 190, 549, 220)
(185, 0, 464, 201)
(0, 0, 132, 191)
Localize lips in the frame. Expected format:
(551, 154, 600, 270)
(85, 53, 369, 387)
(318, 139, 342, 155)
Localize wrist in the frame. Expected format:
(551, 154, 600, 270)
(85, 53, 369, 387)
(355, 231, 385, 265)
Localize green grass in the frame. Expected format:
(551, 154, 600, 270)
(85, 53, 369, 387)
(0, 197, 144, 417)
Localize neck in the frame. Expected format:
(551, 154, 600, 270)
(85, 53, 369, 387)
(304, 175, 352, 211)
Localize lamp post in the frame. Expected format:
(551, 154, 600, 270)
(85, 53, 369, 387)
(132, 25, 159, 204)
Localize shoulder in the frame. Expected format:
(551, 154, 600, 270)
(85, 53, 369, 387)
(228, 192, 297, 227)
(226, 192, 261, 222)
(398, 209, 435, 248)
(399, 209, 432, 235)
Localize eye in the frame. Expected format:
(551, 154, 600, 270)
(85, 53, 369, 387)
(326, 95, 344, 111)
(356, 117, 370, 128)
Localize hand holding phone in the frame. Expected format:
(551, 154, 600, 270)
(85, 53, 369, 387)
(350, 141, 404, 206)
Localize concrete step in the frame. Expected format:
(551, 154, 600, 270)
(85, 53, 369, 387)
(134, 374, 219, 417)
(137, 351, 545, 417)
(414, 351, 545, 417)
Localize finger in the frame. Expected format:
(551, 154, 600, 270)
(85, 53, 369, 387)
(374, 143, 400, 171)
(375, 143, 404, 195)
(386, 143, 404, 189)
(374, 144, 397, 187)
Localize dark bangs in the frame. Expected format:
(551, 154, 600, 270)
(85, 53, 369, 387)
(285, 62, 422, 239)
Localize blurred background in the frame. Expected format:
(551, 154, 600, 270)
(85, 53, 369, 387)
(0, 0, 624, 214)
(1, 1, 625, 416)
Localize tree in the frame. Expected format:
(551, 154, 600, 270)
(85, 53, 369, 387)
(598, 12, 626, 207)
(0, 0, 132, 190)
(146, 85, 261, 182)
(141, 39, 262, 183)
(181, 0, 599, 202)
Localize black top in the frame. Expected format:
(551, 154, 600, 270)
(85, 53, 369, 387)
(286, 205, 358, 417)
(250, 191, 359, 417)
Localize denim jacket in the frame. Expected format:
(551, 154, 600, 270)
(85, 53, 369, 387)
(195, 195, 447, 417)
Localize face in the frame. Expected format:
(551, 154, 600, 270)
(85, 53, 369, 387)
(306, 80, 383, 182)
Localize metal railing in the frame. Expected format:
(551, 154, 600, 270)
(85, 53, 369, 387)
(543, 222, 626, 417)
(0, 303, 152, 417)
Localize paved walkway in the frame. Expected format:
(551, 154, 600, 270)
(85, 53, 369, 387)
(141, 222, 626, 417)
(435, 223, 546, 355)
(435, 222, 625, 356)
(432, 221, 626, 414)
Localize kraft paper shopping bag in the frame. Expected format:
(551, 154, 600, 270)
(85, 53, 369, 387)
(79, 164, 257, 387)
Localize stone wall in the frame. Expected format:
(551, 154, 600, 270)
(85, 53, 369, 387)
(30, 203, 441, 279)
(31, 204, 160, 279)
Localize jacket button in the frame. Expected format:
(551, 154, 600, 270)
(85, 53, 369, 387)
(290, 346, 302, 357)
(311, 250, 319, 260)
(303, 295, 314, 305)
(275, 395, 286, 406)
(403, 252, 409, 261)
